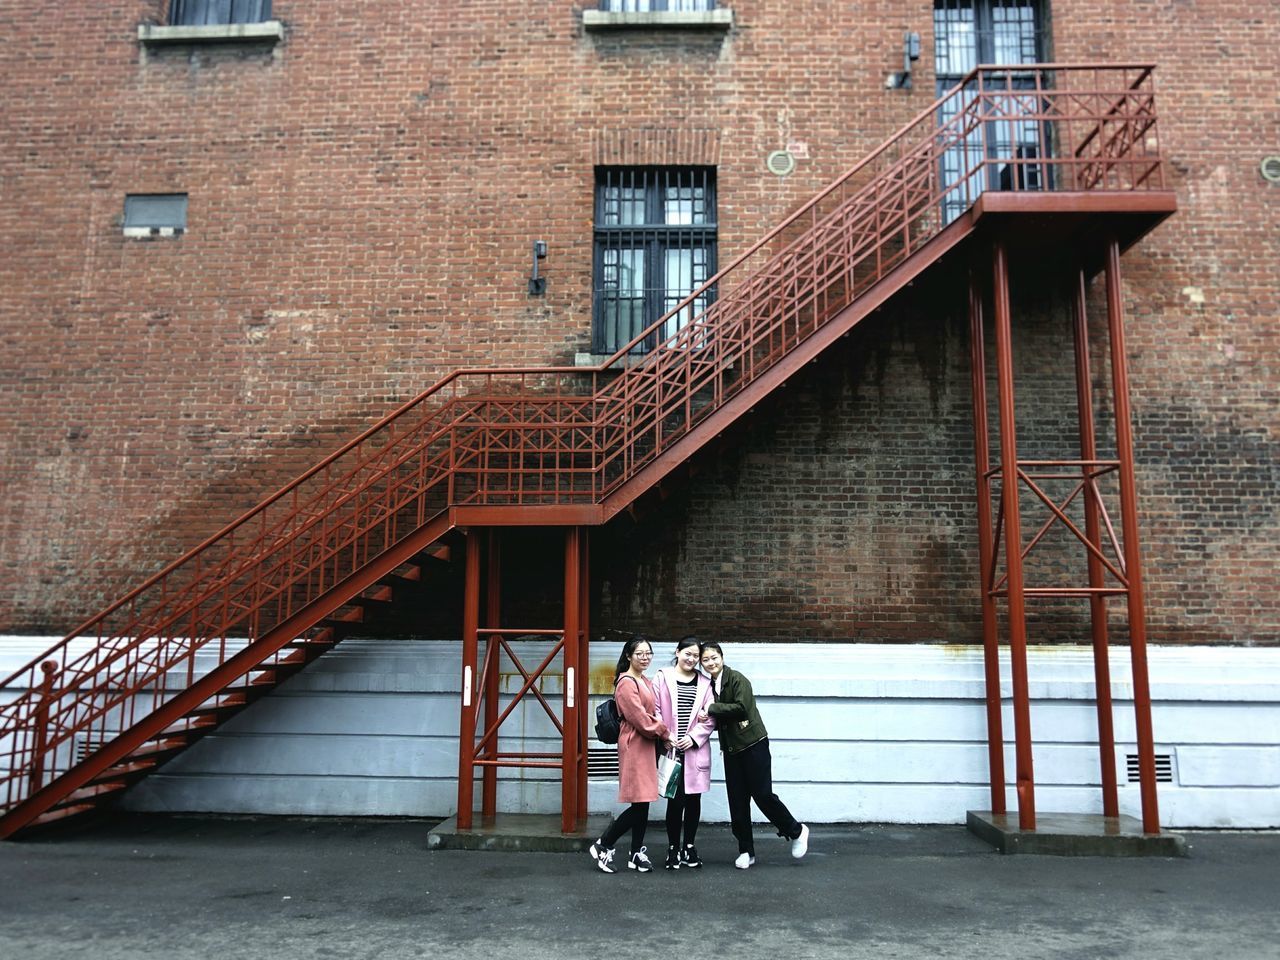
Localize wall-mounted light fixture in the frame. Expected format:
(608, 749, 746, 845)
(528, 240, 548, 295)
(885, 31, 921, 90)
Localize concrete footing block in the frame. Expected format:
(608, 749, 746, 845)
(967, 810, 1188, 857)
(427, 813, 611, 853)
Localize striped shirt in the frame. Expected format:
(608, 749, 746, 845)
(676, 676, 698, 743)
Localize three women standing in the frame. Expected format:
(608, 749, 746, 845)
(590, 634, 808, 874)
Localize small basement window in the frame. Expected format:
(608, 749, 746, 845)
(169, 0, 272, 26)
(585, 0, 734, 30)
(123, 194, 188, 238)
(139, 1, 283, 45)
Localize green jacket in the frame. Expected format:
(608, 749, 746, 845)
(707, 665, 769, 755)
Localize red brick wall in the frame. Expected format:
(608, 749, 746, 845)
(0, 1, 1275, 644)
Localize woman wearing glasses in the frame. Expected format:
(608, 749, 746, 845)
(589, 635, 672, 874)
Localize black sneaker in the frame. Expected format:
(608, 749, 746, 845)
(589, 840, 616, 874)
(680, 844, 703, 869)
(628, 846, 653, 873)
(664, 845, 681, 870)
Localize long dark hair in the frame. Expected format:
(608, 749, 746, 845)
(615, 634, 653, 680)
(670, 634, 699, 666)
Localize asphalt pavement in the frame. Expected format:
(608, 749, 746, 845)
(0, 814, 1277, 960)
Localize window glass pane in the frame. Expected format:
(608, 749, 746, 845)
(170, 0, 270, 26)
(664, 184, 707, 225)
(602, 186, 646, 226)
(992, 3, 1038, 65)
(933, 2, 976, 77)
(124, 194, 188, 229)
(661, 246, 710, 341)
(600, 1, 715, 11)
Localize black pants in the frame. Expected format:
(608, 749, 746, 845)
(601, 801, 649, 854)
(664, 776, 702, 848)
(723, 738, 800, 855)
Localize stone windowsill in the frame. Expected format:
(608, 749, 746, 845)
(138, 21, 285, 45)
(583, 9, 734, 31)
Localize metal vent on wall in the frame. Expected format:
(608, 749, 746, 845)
(765, 150, 796, 176)
(588, 746, 619, 781)
(1262, 156, 1280, 184)
(1126, 753, 1176, 784)
(75, 734, 113, 764)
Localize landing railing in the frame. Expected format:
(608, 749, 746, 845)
(0, 63, 1165, 819)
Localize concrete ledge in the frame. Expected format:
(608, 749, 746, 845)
(427, 813, 611, 852)
(583, 9, 734, 30)
(967, 810, 1189, 857)
(138, 21, 284, 45)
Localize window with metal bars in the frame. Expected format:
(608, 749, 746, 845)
(169, 0, 272, 26)
(592, 167, 717, 355)
(933, 0, 1050, 221)
(598, 1, 717, 11)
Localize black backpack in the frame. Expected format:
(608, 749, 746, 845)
(594, 696, 621, 745)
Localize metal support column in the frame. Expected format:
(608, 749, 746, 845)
(1073, 268, 1120, 818)
(456, 529, 482, 830)
(482, 530, 502, 818)
(1104, 240, 1161, 834)
(992, 241, 1036, 829)
(561, 527, 583, 833)
(576, 530, 591, 823)
(968, 267, 1007, 815)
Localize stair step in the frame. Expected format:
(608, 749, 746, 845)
(49, 780, 129, 811)
(132, 736, 192, 759)
(188, 695, 249, 718)
(350, 585, 394, 606)
(386, 564, 423, 587)
(28, 803, 100, 827)
(157, 716, 218, 738)
(323, 607, 364, 625)
(415, 543, 452, 564)
(88, 759, 158, 784)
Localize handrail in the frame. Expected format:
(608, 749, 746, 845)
(0, 63, 1168, 823)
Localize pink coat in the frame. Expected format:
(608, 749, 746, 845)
(653, 668, 716, 795)
(614, 674, 670, 803)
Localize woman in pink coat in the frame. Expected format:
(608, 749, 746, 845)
(653, 635, 716, 870)
(589, 635, 672, 874)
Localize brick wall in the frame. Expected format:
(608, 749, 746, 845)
(0, 1, 1275, 644)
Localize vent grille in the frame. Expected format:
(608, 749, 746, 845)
(765, 150, 796, 176)
(1126, 753, 1175, 784)
(75, 734, 114, 764)
(1262, 156, 1280, 184)
(588, 746, 619, 781)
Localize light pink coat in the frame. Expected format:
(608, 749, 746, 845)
(614, 674, 670, 803)
(653, 668, 716, 795)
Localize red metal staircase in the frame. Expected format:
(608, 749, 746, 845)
(0, 64, 1174, 839)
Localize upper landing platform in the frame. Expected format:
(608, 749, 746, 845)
(967, 190, 1178, 274)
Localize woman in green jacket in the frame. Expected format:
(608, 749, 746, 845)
(699, 640, 809, 869)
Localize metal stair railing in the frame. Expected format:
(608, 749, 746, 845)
(0, 63, 1165, 824)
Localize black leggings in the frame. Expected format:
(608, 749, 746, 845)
(665, 778, 702, 848)
(601, 801, 649, 854)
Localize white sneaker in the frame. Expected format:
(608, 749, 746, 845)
(734, 852, 756, 870)
(791, 824, 810, 859)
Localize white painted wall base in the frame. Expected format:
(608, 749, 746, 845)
(2, 638, 1277, 827)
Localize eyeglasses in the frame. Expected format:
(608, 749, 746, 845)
(632, 651, 653, 658)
